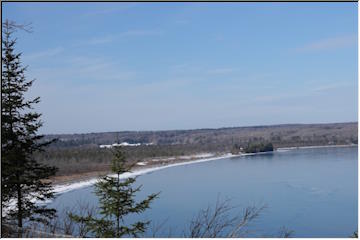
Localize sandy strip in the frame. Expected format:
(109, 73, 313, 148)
(53, 144, 357, 195)
(3, 144, 356, 214)
(3, 153, 237, 214)
(52, 153, 238, 195)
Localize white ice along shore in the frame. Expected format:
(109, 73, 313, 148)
(4, 144, 355, 214)
(51, 150, 279, 196)
(52, 153, 235, 195)
(99, 142, 154, 148)
(3, 152, 234, 215)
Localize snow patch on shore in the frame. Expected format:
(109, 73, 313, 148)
(149, 153, 215, 162)
(29, 144, 360, 196)
(11, 145, 357, 199)
(3, 144, 355, 215)
(52, 153, 235, 195)
(136, 162, 147, 166)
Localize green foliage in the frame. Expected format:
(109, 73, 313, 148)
(244, 142, 274, 153)
(70, 147, 159, 237)
(1, 20, 57, 230)
(231, 143, 241, 154)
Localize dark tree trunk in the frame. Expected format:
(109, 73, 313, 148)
(17, 176, 23, 237)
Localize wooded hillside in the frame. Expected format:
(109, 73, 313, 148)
(38, 122, 357, 176)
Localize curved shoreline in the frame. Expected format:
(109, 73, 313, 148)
(277, 144, 357, 150)
(53, 153, 237, 195)
(52, 144, 357, 195)
(3, 144, 356, 214)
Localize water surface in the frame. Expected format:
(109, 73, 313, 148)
(49, 146, 358, 237)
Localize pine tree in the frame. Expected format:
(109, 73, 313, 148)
(70, 147, 159, 237)
(1, 20, 57, 233)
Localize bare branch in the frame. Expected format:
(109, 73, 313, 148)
(278, 226, 295, 238)
(185, 196, 266, 238)
(150, 217, 170, 237)
(2, 19, 33, 33)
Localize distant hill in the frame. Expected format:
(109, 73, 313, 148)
(44, 122, 357, 149)
(38, 122, 357, 176)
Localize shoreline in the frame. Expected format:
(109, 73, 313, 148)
(52, 153, 237, 195)
(51, 143, 357, 195)
(277, 144, 357, 151)
(50, 143, 358, 185)
(4, 153, 239, 214)
(3, 143, 356, 214)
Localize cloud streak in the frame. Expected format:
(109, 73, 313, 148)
(295, 34, 357, 52)
(29, 55, 137, 86)
(23, 47, 64, 61)
(312, 83, 355, 93)
(207, 68, 236, 75)
(81, 3, 139, 17)
(86, 29, 162, 45)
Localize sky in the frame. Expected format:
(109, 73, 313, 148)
(2, 2, 358, 134)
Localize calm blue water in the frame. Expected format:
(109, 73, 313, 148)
(49, 146, 358, 237)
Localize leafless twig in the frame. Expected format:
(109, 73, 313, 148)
(2, 19, 33, 33)
(185, 196, 266, 238)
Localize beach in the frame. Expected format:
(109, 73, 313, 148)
(50, 144, 357, 196)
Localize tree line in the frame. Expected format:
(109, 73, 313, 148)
(43, 122, 358, 149)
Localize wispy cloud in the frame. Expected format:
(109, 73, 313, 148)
(85, 29, 162, 45)
(23, 47, 64, 61)
(207, 68, 235, 75)
(169, 63, 237, 76)
(122, 29, 162, 37)
(295, 34, 357, 52)
(253, 82, 355, 103)
(29, 55, 137, 85)
(69, 56, 137, 82)
(169, 63, 191, 71)
(312, 83, 355, 92)
(87, 35, 115, 45)
(82, 3, 139, 17)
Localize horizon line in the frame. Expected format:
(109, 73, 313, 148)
(43, 121, 358, 136)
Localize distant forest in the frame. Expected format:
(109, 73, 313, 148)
(38, 122, 357, 176)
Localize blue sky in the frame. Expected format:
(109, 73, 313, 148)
(2, 2, 358, 134)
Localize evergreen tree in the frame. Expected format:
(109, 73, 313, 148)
(70, 147, 159, 237)
(1, 20, 57, 232)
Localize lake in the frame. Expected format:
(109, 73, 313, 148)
(49, 146, 358, 237)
